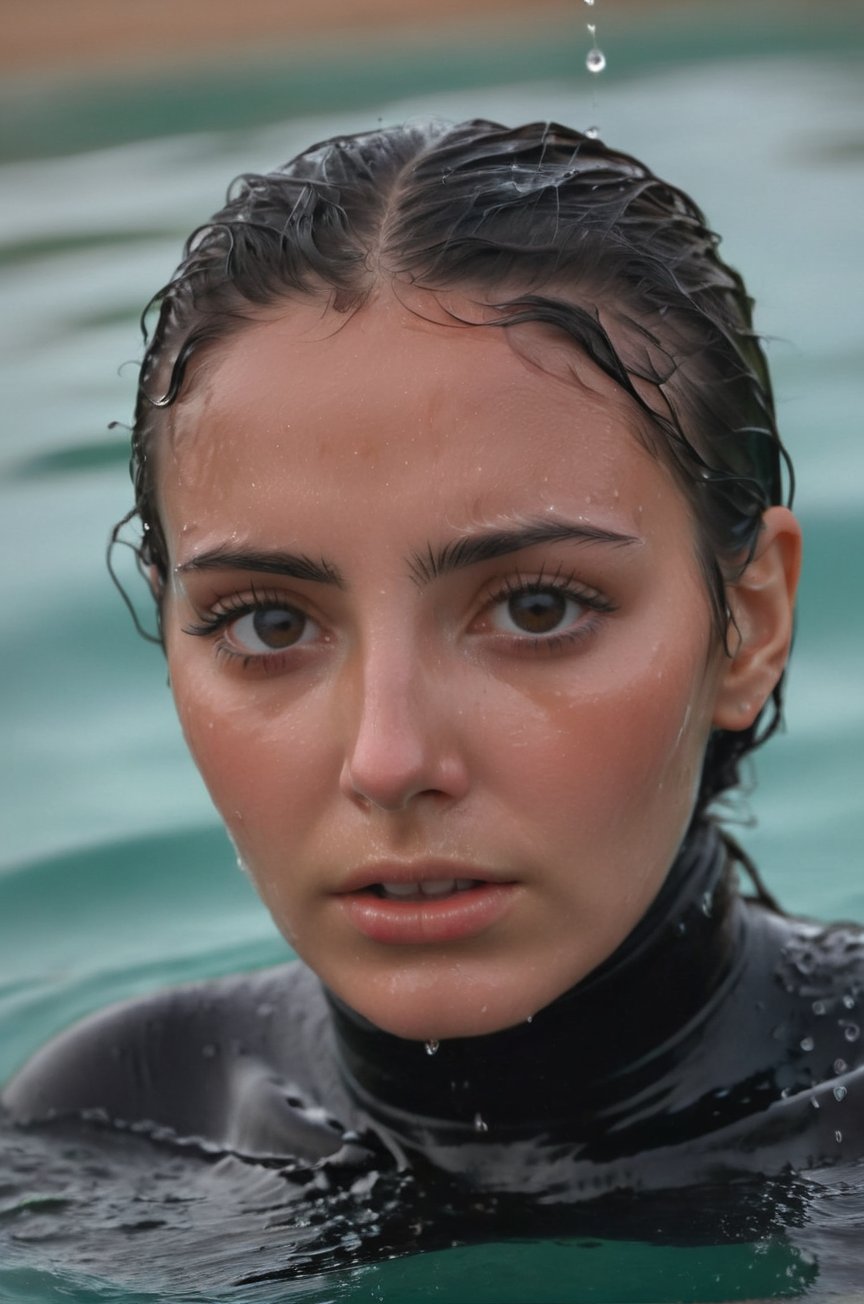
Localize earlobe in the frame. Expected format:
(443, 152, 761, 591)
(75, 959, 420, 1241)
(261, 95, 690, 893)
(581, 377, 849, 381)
(712, 506, 803, 732)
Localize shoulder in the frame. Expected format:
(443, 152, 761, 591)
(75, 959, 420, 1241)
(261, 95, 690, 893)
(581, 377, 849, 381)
(1, 961, 341, 1155)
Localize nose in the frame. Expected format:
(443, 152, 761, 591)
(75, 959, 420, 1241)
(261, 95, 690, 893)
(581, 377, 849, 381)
(338, 643, 470, 812)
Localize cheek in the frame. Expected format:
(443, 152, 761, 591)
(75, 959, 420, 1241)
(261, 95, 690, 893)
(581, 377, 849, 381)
(506, 645, 717, 833)
(167, 651, 327, 848)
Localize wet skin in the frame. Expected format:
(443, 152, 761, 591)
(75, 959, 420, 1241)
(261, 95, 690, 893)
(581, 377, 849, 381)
(158, 289, 798, 1042)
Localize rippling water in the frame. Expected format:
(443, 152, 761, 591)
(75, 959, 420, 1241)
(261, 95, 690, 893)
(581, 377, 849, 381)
(1, 20, 863, 1302)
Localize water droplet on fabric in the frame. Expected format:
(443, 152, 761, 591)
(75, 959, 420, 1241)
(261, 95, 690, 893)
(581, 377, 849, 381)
(833, 1084, 848, 1102)
(701, 892, 713, 918)
(473, 1113, 489, 1133)
(811, 1000, 827, 1016)
(424, 1039, 440, 1056)
(834, 1058, 849, 1074)
(586, 126, 600, 139)
(586, 48, 607, 74)
(811, 1097, 821, 1110)
(844, 1023, 860, 1043)
(800, 1036, 815, 1052)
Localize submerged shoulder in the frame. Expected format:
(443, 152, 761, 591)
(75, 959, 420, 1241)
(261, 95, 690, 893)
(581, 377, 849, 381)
(2, 961, 330, 1137)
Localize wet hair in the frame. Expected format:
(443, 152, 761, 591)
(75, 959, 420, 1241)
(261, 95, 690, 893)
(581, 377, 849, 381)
(118, 118, 793, 820)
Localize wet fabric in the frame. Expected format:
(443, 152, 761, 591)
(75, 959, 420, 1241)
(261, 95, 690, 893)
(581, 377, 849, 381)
(5, 820, 864, 1208)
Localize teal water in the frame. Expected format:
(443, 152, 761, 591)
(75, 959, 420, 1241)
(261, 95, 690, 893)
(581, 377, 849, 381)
(1, 9, 863, 1301)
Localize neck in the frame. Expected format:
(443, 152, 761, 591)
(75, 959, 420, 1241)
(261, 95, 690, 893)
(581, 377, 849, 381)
(326, 821, 745, 1138)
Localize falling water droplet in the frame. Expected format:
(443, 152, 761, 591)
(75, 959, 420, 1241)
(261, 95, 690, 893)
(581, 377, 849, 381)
(835, 1129, 844, 1143)
(701, 892, 713, 918)
(800, 1036, 815, 1053)
(844, 1022, 860, 1043)
(473, 1113, 489, 1133)
(843, 994, 857, 1010)
(586, 48, 606, 74)
(811, 1097, 821, 1110)
(833, 1084, 848, 1102)
(424, 1039, 440, 1056)
(812, 1000, 827, 1016)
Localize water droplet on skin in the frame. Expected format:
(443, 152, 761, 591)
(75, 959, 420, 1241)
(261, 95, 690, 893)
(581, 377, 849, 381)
(834, 1058, 848, 1074)
(800, 1037, 815, 1052)
(834, 1085, 848, 1102)
(474, 1113, 489, 1133)
(812, 1000, 827, 1016)
(586, 48, 606, 74)
(844, 1023, 860, 1043)
(525, 1015, 534, 1024)
(584, 0, 595, 6)
(424, 1039, 440, 1056)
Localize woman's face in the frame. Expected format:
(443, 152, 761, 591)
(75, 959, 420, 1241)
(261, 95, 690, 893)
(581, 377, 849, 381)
(159, 291, 730, 1041)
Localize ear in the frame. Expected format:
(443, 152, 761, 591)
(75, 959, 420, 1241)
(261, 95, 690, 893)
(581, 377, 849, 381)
(712, 506, 802, 732)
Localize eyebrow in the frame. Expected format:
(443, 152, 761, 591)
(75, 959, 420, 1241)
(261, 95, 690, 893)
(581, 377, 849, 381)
(173, 519, 639, 589)
(174, 549, 344, 587)
(409, 519, 639, 585)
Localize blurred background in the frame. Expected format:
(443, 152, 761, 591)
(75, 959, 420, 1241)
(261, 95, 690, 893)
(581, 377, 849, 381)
(1, 0, 863, 1079)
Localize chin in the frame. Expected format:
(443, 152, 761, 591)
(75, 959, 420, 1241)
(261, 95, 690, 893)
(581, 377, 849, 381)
(339, 971, 554, 1042)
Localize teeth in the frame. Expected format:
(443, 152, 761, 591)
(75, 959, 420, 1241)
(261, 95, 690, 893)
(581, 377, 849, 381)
(377, 879, 477, 900)
(420, 879, 456, 897)
(379, 881, 421, 898)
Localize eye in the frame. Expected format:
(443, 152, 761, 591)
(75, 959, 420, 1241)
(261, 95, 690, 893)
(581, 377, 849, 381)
(490, 586, 587, 637)
(226, 605, 317, 655)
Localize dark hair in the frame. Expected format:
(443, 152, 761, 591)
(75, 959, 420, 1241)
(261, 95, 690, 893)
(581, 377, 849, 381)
(120, 118, 793, 819)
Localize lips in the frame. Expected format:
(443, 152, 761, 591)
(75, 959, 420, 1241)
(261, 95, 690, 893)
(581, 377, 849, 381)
(334, 864, 518, 945)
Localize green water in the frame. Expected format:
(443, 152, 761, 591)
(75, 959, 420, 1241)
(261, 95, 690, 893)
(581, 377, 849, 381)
(1, 7, 863, 1300)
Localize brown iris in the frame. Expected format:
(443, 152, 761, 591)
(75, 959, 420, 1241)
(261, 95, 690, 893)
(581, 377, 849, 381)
(507, 590, 570, 634)
(251, 607, 306, 648)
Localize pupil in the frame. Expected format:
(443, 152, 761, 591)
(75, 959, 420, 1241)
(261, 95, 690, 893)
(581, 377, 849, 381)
(253, 607, 304, 648)
(508, 591, 566, 634)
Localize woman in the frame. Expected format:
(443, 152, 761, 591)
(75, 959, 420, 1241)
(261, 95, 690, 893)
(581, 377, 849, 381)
(4, 120, 861, 1209)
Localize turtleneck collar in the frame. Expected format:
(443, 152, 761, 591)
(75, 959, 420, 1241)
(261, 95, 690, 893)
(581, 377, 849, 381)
(326, 821, 746, 1138)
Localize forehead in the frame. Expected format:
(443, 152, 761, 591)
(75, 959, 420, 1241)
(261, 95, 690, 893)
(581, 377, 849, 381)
(159, 291, 689, 558)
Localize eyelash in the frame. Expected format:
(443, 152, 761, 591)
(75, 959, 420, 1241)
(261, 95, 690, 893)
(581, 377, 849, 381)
(480, 570, 616, 656)
(182, 572, 616, 670)
(183, 588, 313, 672)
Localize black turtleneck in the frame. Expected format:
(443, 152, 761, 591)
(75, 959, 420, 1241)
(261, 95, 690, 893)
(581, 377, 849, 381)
(6, 820, 864, 1198)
